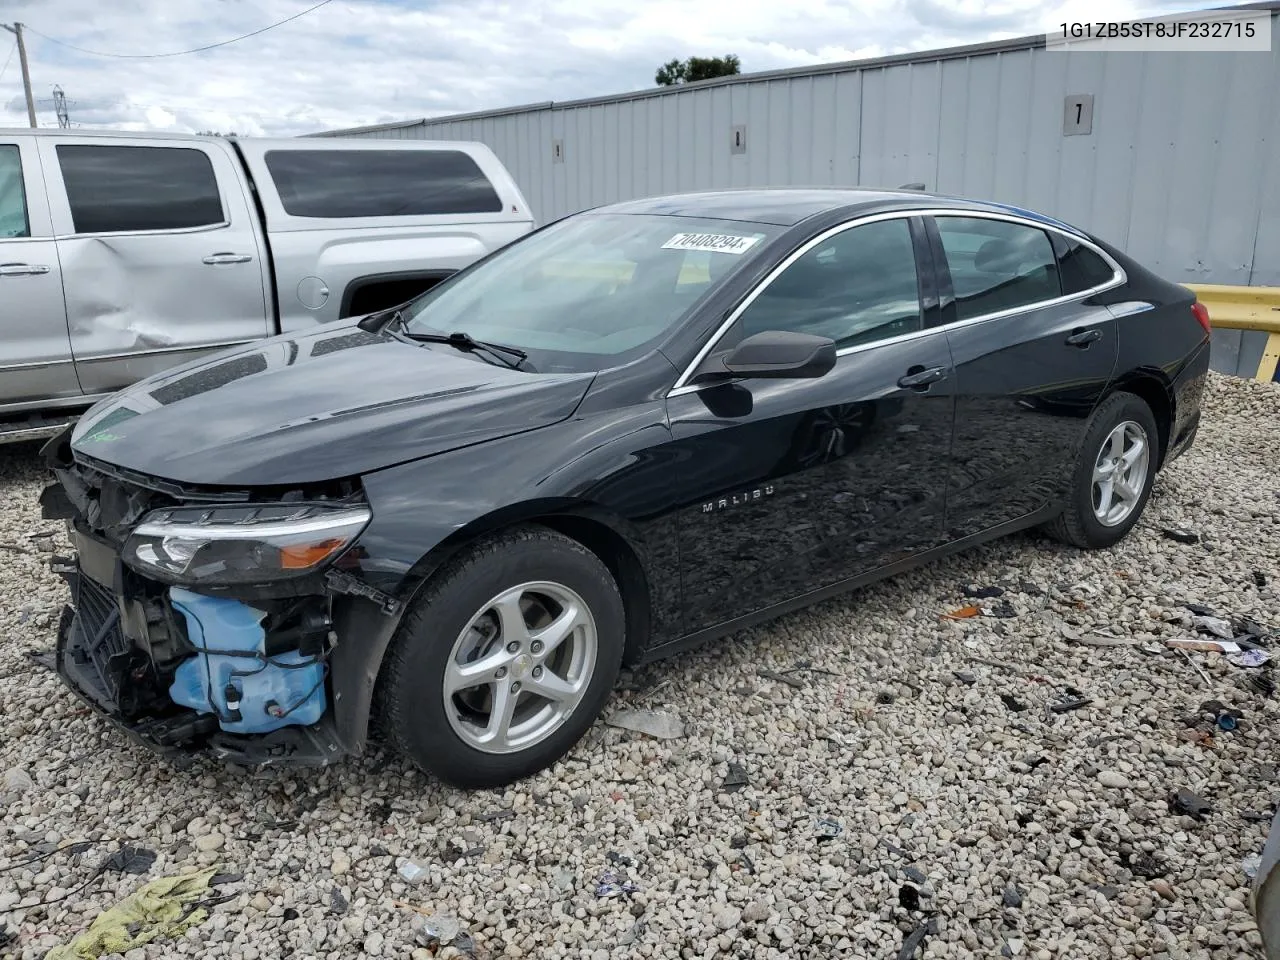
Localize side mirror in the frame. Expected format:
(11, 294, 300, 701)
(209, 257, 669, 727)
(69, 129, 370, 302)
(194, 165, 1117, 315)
(718, 330, 837, 380)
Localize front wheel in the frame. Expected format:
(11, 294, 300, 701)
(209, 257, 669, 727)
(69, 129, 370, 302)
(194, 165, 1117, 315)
(1043, 391, 1159, 549)
(380, 527, 624, 788)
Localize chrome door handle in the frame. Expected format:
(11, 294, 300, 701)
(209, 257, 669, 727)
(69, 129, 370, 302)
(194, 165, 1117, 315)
(202, 253, 253, 265)
(0, 262, 51, 277)
(1065, 327, 1102, 347)
(897, 365, 948, 390)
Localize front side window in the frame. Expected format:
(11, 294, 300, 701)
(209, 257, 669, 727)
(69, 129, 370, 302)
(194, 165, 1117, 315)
(735, 217, 922, 349)
(57, 144, 224, 234)
(403, 213, 783, 373)
(0, 145, 30, 238)
(936, 217, 1060, 321)
(264, 149, 504, 218)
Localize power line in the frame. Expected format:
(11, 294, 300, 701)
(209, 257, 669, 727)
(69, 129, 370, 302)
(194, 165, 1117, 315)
(0, 39, 14, 83)
(24, 0, 335, 59)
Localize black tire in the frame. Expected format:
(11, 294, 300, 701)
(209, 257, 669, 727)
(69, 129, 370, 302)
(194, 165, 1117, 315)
(381, 526, 624, 789)
(1043, 391, 1160, 549)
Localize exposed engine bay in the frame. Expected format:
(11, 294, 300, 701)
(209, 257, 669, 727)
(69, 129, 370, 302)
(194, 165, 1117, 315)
(38, 428, 377, 766)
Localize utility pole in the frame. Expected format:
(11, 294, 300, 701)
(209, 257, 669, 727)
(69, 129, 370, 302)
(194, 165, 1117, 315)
(53, 85, 68, 128)
(1, 23, 38, 128)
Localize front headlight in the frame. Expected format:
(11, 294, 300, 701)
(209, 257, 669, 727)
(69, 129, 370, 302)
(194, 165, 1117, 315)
(122, 503, 371, 585)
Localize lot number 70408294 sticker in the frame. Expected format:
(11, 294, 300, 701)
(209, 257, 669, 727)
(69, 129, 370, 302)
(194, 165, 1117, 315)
(661, 233, 762, 255)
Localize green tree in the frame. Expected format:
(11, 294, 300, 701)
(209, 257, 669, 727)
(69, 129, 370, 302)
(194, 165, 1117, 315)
(655, 54, 741, 86)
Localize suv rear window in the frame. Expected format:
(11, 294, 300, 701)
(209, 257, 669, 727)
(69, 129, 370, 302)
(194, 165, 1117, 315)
(264, 149, 504, 218)
(56, 144, 224, 234)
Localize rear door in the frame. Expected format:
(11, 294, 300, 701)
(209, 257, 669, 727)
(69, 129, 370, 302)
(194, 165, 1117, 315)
(928, 213, 1121, 539)
(0, 137, 81, 407)
(38, 136, 270, 396)
(668, 214, 955, 634)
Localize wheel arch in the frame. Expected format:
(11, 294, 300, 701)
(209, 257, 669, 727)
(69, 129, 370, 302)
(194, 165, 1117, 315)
(1108, 369, 1174, 469)
(332, 498, 657, 756)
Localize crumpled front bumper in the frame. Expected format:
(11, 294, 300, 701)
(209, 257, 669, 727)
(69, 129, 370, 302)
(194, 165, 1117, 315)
(47, 551, 348, 769)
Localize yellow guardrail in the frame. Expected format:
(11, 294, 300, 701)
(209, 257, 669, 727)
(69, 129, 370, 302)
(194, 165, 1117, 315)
(1184, 283, 1280, 382)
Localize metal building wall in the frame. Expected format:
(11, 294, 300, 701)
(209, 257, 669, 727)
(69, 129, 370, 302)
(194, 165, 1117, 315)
(327, 16, 1280, 377)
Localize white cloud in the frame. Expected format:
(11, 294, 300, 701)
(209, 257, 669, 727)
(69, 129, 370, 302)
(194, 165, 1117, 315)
(0, 0, 1229, 136)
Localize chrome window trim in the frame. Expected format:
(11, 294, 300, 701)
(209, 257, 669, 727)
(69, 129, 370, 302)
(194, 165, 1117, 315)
(667, 207, 1127, 398)
(74, 339, 258, 364)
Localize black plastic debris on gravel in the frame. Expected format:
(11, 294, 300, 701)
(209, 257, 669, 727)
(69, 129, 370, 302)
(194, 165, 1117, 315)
(1162, 528, 1200, 545)
(1170, 788, 1213, 819)
(722, 761, 749, 792)
(962, 585, 1005, 599)
(99, 846, 157, 876)
(1000, 694, 1028, 713)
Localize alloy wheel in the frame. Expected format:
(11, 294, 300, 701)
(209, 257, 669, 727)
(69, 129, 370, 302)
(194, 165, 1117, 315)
(1091, 420, 1150, 527)
(442, 580, 597, 754)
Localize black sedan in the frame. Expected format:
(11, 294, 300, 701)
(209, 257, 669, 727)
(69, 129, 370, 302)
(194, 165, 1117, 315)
(39, 188, 1211, 787)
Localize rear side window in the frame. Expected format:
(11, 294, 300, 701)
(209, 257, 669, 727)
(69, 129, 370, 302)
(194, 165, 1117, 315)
(1056, 237, 1117, 294)
(56, 145, 224, 234)
(936, 217, 1061, 322)
(0, 145, 29, 238)
(264, 149, 504, 218)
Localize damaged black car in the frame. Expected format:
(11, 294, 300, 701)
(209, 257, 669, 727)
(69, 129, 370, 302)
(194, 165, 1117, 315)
(39, 189, 1211, 787)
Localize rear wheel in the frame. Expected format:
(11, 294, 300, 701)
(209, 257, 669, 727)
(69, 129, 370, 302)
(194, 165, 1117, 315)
(381, 527, 624, 788)
(1044, 391, 1159, 549)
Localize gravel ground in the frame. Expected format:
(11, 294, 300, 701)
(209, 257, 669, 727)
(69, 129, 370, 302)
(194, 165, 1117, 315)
(1, 371, 1277, 960)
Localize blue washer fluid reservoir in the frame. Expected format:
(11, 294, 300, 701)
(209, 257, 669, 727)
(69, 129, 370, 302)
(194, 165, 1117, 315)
(168, 587, 326, 735)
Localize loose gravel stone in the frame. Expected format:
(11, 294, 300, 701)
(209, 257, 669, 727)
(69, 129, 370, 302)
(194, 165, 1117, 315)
(1, 371, 1276, 960)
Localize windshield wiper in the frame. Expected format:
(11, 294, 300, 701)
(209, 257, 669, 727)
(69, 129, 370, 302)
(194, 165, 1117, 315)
(396, 326, 529, 371)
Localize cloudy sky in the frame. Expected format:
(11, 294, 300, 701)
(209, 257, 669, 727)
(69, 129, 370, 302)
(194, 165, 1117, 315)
(0, 0, 1230, 136)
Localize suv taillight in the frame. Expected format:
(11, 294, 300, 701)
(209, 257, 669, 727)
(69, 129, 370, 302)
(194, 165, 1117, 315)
(1190, 301, 1211, 336)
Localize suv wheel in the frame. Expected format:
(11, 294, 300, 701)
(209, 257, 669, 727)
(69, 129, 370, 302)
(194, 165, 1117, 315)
(381, 526, 624, 788)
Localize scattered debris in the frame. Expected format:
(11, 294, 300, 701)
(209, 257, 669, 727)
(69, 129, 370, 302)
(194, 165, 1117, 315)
(722, 761, 749, 792)
(1245, 854, 1264, 879)
(1127, 851, 1168, 879)
(1217, 713, 1240, 732)
(100, 847, 158, 876)
(1000, 694, 1028, 713)
(397, 859, 429, 884)
(1002, 886, 1023, 908)
(1253, 571, 1268, 588)
(1184, 603, 1217, 617)
(985, 601, 1017, 619)
(23, 649, 55, 671)
(895, 917, 937, 960)
(943, 605, 983, 620)
(898, 884, 921, 911)
(953, 671, 977, 685)
(876, 691, 896, 705)
(1248, 674, 1276, 697)
(605, 708, 686, 739)
(43, 867, 218, 960)
(328, 887, 348, 915)
(756, 668, 805, 689)
(1050, 694, 1092, 713)
(962, 585, 1005, 599)
(903, 865, 927, 884)
(1162, 528, 1200, 545)
(1166, 638, 1240, 654)
(1021, 755, 1050, 771)
(815, 819, 843, 841)
(1238, 617, 1274, 639)
(282, 907, 299, 921)
(1177, 649, 1213, 685)
(1170, 788, 1213, 819)
(1243, 810, 1274, 823)
(1228, 649, 1272, 668)
(417, 913, 462, 946)
(1192, 615, 1236, 640)
(475, 807, 515, 824)
(594, 870, 639, 898)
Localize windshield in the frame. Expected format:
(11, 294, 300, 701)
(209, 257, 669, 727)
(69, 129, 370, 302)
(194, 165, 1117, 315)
(401, 213, 783, 373)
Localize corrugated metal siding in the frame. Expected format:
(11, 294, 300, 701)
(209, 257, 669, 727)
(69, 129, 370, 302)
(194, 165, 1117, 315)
(329, 16, 1280, 377)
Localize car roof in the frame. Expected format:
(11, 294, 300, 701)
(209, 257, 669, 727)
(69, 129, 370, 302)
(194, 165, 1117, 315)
(594, 187, 1088, 235)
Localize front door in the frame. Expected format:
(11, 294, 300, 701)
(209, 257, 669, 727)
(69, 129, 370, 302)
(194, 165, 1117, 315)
(668, 215, 955, 635)
(0, 138, 81, 407)
(37, 137, 271, 396)
(928, 214, 1120, 539)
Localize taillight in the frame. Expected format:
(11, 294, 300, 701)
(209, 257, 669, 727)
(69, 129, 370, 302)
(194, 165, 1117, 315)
(1190, 301, 1211, 336)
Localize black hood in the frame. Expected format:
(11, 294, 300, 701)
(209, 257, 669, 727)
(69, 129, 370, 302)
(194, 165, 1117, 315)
(69, 325, 594, 487)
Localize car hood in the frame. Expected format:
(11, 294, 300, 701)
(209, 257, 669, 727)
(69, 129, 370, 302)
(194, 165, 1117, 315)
(69, 324, 595, 487)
